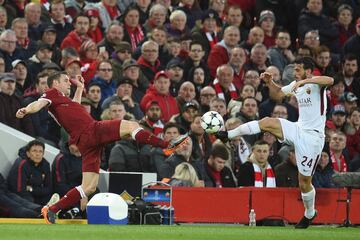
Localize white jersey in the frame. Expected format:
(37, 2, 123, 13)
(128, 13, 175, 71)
(281, 81, 327, 134)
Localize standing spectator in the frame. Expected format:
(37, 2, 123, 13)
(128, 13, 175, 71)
(258, 10, 276, 49)
(0, 72, 34, 136)
(275, 147, 299, 187)
(268, 30, 295, 74)
(312, 151, 335, 188)
(237, 140, 276, 187)
(11, 18, 37, 59)
(140, 70, 179, 122)
(328, 131, 350, 173)
(121, 5, 145, 51)
(212, 64, 238, 105)
(7, 140, 52, 205)
(98, 21, 124, 56)
(49, 0, 74, 47)
(297, 0, 339, 52)
(203, 142, 237, 188)
(96, 0, 121, 30)
(208, 26, 240, 78)
(343, 17, 360, 65)
(61, 14, 90, 51)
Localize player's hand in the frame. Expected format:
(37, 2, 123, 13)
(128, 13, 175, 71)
(16, 108, 27, 118)
(260, 72, 273, 84)
(291, 79, 306, 93)
(74, 75, 85, 89)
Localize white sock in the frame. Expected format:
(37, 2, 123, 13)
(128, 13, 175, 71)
(228, 120, 261, 139)
(301, 186, 316, 219)
(131, 127, 143, 140)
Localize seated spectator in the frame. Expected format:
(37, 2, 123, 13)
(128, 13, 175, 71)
(176, 81, 197, 110)
(170, 101, 199, 133)
(143, 4, 167, 33)
(237, 140, 276, 187)
(0, 72, 34, 136)
(328, 130, 351, 173)
(86, 82, 102, 120)
(52, 143, 82, 197)
(61, 14, 90, 52)
(258, 10, 276, 49)
(345, 109, 360, 160)
(222, 5, 249, 41)
(96, 0, 121, 30)
(168, 162, 203, 187)
(164, 10, 189, 39)
(137, 40, 164, 82)
(199, 86, 216, 113)
(12, 17, 37, 59)
(312, 151, 335, 188)
(98, 21, 124, 57)
(239, 26, 264, 54)
(0, 173, 42, 218)
(343, 17, 360, 65)
(190, 114, 213, 162)
(85, 8, 103, 44)
(139, 100, 164, 137)
(328, 105, 347, 132)
(333, 4, 355, 50)
(340, 54, 360, 99)
(212, 64, 239, 105)
(12, 59, 29, 97)
(236, 97, 259, 145)
(90, 60, 116, 105)
(140, 70, 179, 123)
(188, 66, 207, 100)
(110, 42, 132, 81)
(303, 29, 320, 52)
(210, 97, 228, 121)
(0, 30, 24, 71)
(275, 147, 299, 187)
(313, 45, 335, 76)
(27, 42, 54, 86)
(121, 5, 146, 51)
(243, 43, 269, 74)
(203, 142, 237, 188)
(260, 132, 282, 168)
(340, 92, 358, 116)
(0, 6, 8, 34)
(7, 140, 52, 205)
(167, 58, 185, 97)
(229, 46, 247, 90)
(176, 0, 202, 30)
(41, 25, 62, 66)
(65, 0, 86, 19)
(24, 2, 45, 42)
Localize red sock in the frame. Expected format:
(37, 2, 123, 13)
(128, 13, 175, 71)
(134, 129, 168, 148)
(49, 188, 81, 213)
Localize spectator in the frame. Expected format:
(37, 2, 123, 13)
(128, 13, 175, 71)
(143, 3, 167, 33)
(24, 2, 44, 41)
(164, 9, 190, 39)
(86, 82, 102, 120)
(229, 46, 247, 90)
(328, 130, 351, 173)
(176, 0, 202, 30)
(90, 60, 116, 105)
(209, 0, 226, 21)
(121, 5, 146, 51)
(212, 64, 238, 105)
(12, 59, 29, 97)
(236, 96, 259, 145)
(259, 96, 299, 123)
(85, 8, 103, 44)
(312, 151, 335, 188)
(60, 47, 80, 70)
(168, 162, 203, 187)
(239, 26, 264, 54)
(328, 78, 345, 108)
(333, 4, 355, 50)
(190, 114, 213, 162)
(110, 42, 132, 80)
(210, 97, 227, 120)
(27, 42, 54, 85)
(98, 21, 124, 56)
(237, 140, 276, 187)
(96, 0, 121, 30)
(64, 59, 82, 85)
(346, 108, 360, 160)
(65, 0, 87, 19)
(340, 54, 360, 99)
(170, 101, 199, 133)
(329, 104, 347, 132)
(313, 45, 335, 76)
(0, 173, 42, 218)
(303, 29, 320, 51)
(0, 72, 34, 135)
(258, 10, 276, 49)
(11, 17, 37, 59)
(199, 86, 216, 113)
(7, 140, 52, 205)
(267, 30, 295, 74)
(41, 25, 62, 66)
(297, 0, 339, 53)
(275, 147, 299, 187)
(243, 43, 269, 74)
(137, 40, 163, 82)
(208, 25, 240, 78)
(339, 92, 358, 115)
(140, 70, 179, 122)
(176, 81, 197, 111)
(61, 14, 90, 51)
(187, 66, 207, 100)
(167, 58, 185, 97)
(49, 0, 74, 46)
(223, 5, 249, 43)
(203, 142, 237, 188)
(0, 6, 8, 34)
(343, 17, 360, 65)
(139, 100, 164, 136)
(52, 143, 82, 197)
(129, 0, 152, 25)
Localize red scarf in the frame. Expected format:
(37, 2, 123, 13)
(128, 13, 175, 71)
(213, 78, 238, 100)
(125, 24, 144, 51)
(330, 150, 347, 172)
(204, 30, 218, 49)
(207, 164, 222, 187)
(145, 118, 164, 136)
(18, 37, 30, 49)
(253, 163, 276, 187)
(103, 3, 120, 20)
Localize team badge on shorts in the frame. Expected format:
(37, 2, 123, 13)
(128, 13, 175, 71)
(306, 87, 311, 94)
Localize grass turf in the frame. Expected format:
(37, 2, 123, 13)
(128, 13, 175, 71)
(0, 224, 359, 240)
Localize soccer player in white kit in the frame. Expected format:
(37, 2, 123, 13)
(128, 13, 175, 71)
(218, 57, 334, 228)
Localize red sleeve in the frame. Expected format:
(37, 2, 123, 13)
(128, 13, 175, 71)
(207, 46, 228, 78)
(40, 88, 58, 106)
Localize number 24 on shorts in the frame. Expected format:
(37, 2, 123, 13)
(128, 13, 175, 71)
(301, 155, 320, 168)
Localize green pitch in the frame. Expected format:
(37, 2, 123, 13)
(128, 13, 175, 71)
(0, 224, 359, 240)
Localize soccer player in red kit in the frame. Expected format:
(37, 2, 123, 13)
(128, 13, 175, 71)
(16, 72, 187, 224)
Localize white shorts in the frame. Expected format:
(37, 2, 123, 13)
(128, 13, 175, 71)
(279, 119, 325, 177)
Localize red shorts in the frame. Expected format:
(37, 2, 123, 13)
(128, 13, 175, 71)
(76, 119, 121, 173)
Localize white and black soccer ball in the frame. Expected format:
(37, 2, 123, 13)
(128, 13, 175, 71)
(200, 111, 224, 133)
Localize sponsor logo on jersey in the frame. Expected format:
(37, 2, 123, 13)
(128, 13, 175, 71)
(306, 87, 311, 94)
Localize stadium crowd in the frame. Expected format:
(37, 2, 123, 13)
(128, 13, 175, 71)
(0, 0, 360, 218)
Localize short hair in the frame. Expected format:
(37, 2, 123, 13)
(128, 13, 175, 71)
(253, 140, 270, 148)
(343, 53, 357, 63)
(227, 5, 242, 14)
(109, 100, 124, 108)
(225, 117, 242, 129)
(190, 41, 204, 50)
(331, 130, 346, 139)
(210, 142, 229, 160)
(47, 71, 67, 87)
(73, 14, 90, 24)
(149, 3, 167, 17)
(313, 45, 330, 57)
(163, 122, 182, 134)
(169, 10, 186, 22)
(96, 60, 112, 70)
(216, 64, 234, 77)
(25, 139, 45, 152)
(0, 6, 7, 15)
(36, 71, 50, 85)
(294, 57, 315, 71)
(141, 40, 158, 53)
(242, 96, 258, 105)
(105, 20, 122, 34)
(210, 97, 226, 106)
(250, 43, 266, 55)
(11, 18, 27, 29)
(49, 0, 65, 13)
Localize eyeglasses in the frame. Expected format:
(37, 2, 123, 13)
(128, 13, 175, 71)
(201, 93, 216, 98)
(1, 40, 16, 44)
(99, 68, 113, 72)
(191, 49, 203, 53)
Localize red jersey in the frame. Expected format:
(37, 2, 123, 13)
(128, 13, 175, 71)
(40, 88, 95, 140)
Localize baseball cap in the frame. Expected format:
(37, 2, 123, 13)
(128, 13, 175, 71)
(122, 59, 139, 71)
(43, 24, 56, 33)
(37, 42, 53, 52)
(145, 100, 160, 112)
(116, 77, 134, 88)
(331, 104, 346, 115)
(42, 62, 61, 71)
(154, 70, 169, 81)
(11, 59, 27, 69)
(166, 58, 183, 69)
(66, 59, 82, 68)
(339, 92, 358, 103)
(115, 41, 132, 53)
(182, 101, 199, 112)
(0, 72, 16, 82)
(258, 10, 276, 24)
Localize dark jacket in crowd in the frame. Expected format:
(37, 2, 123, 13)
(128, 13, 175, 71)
(312, 164, 335, 188)
(274, 160, 299, 187)
(51, 147, 82, 197)
(7, 147, 52, 205)
(203, 162, 237, 188)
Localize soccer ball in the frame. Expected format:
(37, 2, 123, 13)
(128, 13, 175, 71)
(200, 111, 224, 133)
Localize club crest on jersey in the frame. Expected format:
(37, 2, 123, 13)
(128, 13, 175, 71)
(306, 87, 311, 94)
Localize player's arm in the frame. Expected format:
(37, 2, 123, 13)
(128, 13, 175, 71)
(260, 72, 286, 101)
(291, 76, 334, 92)
(72, 75, 85, 104)
(16, 99, 49, 118)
